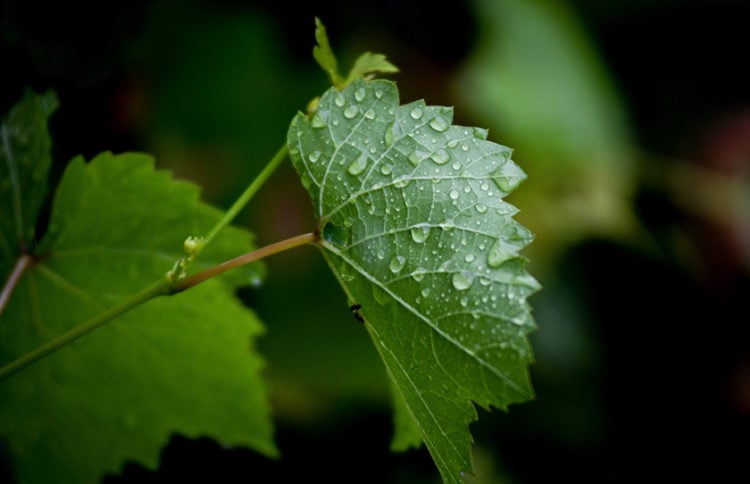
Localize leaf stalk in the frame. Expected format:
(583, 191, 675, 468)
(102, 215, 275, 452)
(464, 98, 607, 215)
(0, 254, 32, 316)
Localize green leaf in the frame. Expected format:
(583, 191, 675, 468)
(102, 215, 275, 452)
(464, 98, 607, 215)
(288, 79, 538, 483)
(0, 90, 58, 262)
(312, 17, 344, 88)
(312, 18, 398, 90)
(0, 152, 275, 483)
(344, 52, 399, 86)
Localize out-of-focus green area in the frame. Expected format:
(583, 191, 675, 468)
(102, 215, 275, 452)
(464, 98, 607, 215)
(1, 0, 748, 482)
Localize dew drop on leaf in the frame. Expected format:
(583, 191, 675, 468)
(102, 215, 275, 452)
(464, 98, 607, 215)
(384, 124, 394, 147)
(473, 127, 488, 140)
(393, 175, 410, 188)
(355, 87, 366, 102)
(408, 150, 422, 167)
(449, 190, 460, 200)
(339, 263, 355, 282)
(411, 267, 427, 282)
(430, 149, 450, 165)
(490, 162, 526, 192)
(487, 239, 509, 268)
(429, 116, 449, 132)
(410, 107, 423, 119)
(389, 255, 406, 274)
(311, 113, 326, 128)
(410, 224, 431, 243)
(309, 150, 322, 163)
(452, 272, 474, 291)
(348, 155, 369, 175)
(334, 94, 345, 107)
(344, 105, 359, 119)
(380, 164, 393, 175)
(323, 221, 351, 247)
(364, 109, 376, 120)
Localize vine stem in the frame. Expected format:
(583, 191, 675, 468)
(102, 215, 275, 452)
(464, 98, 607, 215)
(0, 280, 169, 380)
(202, 144, 289, 249)
(0, 143, 297, 380)
(0, 232, 316, 381)
(173, 232, 315, 293)
(0, 254, 32, 316)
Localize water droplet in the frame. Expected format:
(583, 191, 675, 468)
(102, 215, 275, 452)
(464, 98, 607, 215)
(375, 89, 384, 99)
(344, 105, 359, 119)
(377, 250, 385, 260)
(473, 127, 489, 140)
(389, 256, 406, 273)
(410, 224, 431, 243)
(475, 204, 488, 214)
(480, 183, 489, 191)
(447, 139, 459, 148)
(465, 253, 475, 263)
(429, 116, 449, 132)
(421, 287, 431, 297)
(452, 272, 474, 291)
(380, 164, 393, 175)
(463, 186, 471, 193)
(311, 113, 326, 128)
(339, 263, 355, 282)
(334, 94, 345, 107)
(300, 173, 312, 189)
(490, 162, 527, 192)
(411, 267, 427, 282)
(355, 88, 366, 102)
(308, 150, 321, 163)
(410, 107, 423, 119)
(479, 277, 492, 286)
(487, 239, 509, 268)
(460, 297, 469, 307)
(384, 125, 394, 147)
(449, 190, 460, 200)
(323, 222, 350, 247)
(393, 176, 410, 188)
(348, 155, 368, 175)
(461, 144, 469, 152)
(332, 119, 340, 126)
(408, 150, 422, 167)
(364, 108, 376, 120)
(430, 149, 450, 165)
(451, 162, 461, 170)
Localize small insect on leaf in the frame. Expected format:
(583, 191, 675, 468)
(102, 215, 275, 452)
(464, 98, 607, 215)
(349, 304, 364, 323)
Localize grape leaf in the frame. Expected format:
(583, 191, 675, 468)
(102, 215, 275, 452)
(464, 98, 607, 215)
(312, 18, 397, 90)
(0, 151, 275, 483)
(288, 79, 538, 483)
(312, 17, 344, 88)
(0, 90, 58, 261)
(344, 52, 399, 86)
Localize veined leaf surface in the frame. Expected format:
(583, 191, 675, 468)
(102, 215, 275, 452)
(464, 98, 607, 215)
(288, 79, 539, 483)
(0, 149, 275, 483)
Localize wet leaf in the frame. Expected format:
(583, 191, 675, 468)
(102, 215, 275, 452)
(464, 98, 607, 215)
(288, 79, 539, 483)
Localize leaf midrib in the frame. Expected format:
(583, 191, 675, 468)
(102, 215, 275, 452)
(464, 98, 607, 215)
(323, 241, 528, 396)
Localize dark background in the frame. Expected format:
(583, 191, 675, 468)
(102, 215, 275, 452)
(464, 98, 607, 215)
(2, 0, 748, 482)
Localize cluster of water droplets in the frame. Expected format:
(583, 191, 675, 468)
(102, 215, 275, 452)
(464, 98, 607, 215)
(290, 80, 538, 352)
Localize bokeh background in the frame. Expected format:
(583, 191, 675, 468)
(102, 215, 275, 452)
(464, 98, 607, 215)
(2, 0, 748, 482)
